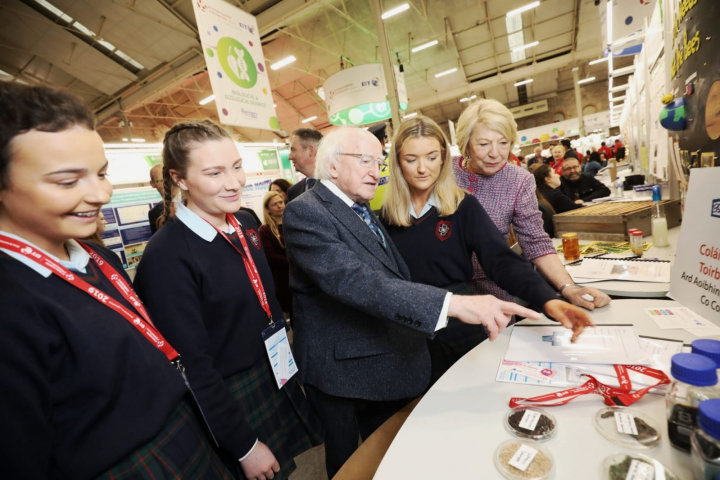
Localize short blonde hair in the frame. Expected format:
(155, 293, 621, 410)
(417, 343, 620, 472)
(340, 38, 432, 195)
(382, 116, 465, 227)
(456, 98, 518, 157)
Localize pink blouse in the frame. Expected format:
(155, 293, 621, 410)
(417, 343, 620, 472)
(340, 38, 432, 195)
(452, 157, 557, 300)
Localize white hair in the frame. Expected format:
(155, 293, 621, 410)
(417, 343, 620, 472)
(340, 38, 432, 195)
(314, 126, 376, 180)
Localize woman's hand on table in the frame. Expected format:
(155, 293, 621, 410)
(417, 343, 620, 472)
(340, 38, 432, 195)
(448, 295, 541, 341)
(543, 299, 595, 343)
(562, 285, 611, 310)
(574, 199, 584, 204)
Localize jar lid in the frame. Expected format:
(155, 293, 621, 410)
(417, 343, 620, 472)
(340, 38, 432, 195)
(561, 233, 578, 239)
(504, 406, 557, 442)
(692, 339, 720, 368)
(671, 353, 718, 386)
(699, 399, 720, 441)
(598, 453, 680, 480)
(593, 406, 661, 449)
(631, 231, 643, 236)
(494, 439, 554, 480)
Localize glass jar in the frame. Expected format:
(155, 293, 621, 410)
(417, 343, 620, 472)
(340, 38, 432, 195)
(667, 353, 720, 453)
(631, 231, 644, 257)
(692, 399, 720, 480)
(693, 339, 720, 371)
(561, 233, 580, 261)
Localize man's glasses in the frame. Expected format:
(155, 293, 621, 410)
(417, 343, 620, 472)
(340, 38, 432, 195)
(338, 153, 388, 172)
(562, 165, 581, 172)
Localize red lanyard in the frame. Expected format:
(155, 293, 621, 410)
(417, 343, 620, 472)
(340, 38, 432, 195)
(209, 214, 273, 322)
(509, 365, 671, 408)
(0, 234, 180, 364)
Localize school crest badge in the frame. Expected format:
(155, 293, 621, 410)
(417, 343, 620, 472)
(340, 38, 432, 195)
(435, 220, 452, 241)
(247, 229, 261, 249)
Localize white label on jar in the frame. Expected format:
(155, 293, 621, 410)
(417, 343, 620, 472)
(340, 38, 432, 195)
(518, 410, 541, 431)
(624, 459, 655, 480)
(614, 411, 639, 435)
(508, 444, 538, 472)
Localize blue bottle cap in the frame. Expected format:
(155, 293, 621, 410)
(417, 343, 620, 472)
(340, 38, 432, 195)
(652, 185, 661, 201)
(693, 339, 720, 368)
(699, 399, 720, 441)
(671, 353, 718, 386)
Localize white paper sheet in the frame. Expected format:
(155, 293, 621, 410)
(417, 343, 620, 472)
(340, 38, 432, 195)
(504, 325, 651, 365)
(644, 307, 720, 337)
(569, 258, 671, 283)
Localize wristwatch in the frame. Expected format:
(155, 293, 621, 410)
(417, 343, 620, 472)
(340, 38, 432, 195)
(558, 283, 579, 295)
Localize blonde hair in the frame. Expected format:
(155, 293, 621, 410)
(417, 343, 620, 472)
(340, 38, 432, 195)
(456, 98, 518, 158)
(382, 116, 465, 227)
(262, 191, 285, 247)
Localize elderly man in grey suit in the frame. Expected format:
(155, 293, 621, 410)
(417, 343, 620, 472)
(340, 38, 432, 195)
(283, 127, 588, 477)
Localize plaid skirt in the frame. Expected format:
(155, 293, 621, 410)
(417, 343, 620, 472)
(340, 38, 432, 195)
(219, 358, 324, 480)
(97, 398, 232, 480)
(428, 282, 489, 385)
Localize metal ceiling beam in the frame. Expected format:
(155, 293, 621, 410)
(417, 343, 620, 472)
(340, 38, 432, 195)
(410, 46, 600, 111)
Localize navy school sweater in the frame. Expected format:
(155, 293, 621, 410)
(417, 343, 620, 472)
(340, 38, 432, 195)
(381, 193, 558, 309)
(0, 241, 187, 479)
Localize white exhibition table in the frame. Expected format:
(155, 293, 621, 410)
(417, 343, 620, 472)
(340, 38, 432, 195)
(374, 299, 706, 479)
(552, 227, 681, 298)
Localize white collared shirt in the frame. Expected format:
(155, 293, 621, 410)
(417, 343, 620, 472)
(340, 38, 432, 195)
(409, 194, 437, 219)
(319, 180, 451, 331)
(175, 203, 236, 242)
(0, 230, 90, 277)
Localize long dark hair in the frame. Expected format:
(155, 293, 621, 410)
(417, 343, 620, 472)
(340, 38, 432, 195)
(532, 164, 556, 214)
(158, 120, 232, 227)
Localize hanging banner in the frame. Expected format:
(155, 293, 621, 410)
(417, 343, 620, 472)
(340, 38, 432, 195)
(324, 64, 408, 126)
(192, 0, 278, 131)
(670, 167, 720, 323)
(599, 0, 658, 56)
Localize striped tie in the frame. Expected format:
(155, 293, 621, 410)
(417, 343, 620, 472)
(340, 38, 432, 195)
(351, 203, 387, 248)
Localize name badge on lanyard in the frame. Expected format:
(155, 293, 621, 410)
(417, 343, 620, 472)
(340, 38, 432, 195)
(211, 214, 298, 389)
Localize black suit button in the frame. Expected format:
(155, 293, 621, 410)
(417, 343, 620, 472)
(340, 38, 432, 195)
(414, 321, 421, 327)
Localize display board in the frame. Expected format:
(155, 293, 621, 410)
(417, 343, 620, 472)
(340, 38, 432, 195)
(192, 0, 278, 131)
(516, 111, 611, 146)
(668, 0, 720, 163)
(99, 188, 161, 269)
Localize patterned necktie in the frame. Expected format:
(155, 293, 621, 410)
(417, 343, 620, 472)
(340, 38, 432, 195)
(351, 203, 387, 248)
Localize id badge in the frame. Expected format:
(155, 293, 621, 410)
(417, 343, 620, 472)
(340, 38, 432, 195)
(261, 319, 297, 389)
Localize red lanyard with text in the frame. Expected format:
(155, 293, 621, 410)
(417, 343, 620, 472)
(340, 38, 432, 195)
(0, 234, 180, 364)
(509, 365, 671, 408)
(210, 214, 273, 323)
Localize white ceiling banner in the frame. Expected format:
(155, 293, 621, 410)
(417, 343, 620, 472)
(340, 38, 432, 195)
(192, 0, 278, 131)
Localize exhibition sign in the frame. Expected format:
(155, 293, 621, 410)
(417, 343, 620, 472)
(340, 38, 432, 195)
(192, 0, 278, 130)
(516, 111, 611, 146)
(670, 167, 720, 322)
(599, 0, 658, 56)
(324, 64, 409, 126)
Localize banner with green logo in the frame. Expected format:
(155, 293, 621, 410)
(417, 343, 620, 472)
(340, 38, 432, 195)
(192, 0, 278, 131)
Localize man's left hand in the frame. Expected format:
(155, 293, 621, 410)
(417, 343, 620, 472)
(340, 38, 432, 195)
(543, 299, 596, 342)
(562, 285, 611, 311)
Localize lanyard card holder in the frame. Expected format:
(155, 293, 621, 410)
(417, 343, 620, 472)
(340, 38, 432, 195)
(261, 319, 297, 389)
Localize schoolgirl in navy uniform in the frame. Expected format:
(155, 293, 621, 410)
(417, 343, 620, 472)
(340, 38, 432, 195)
(380, 116, 594, 382)
(133, 120, 322, 480)
(0, 83, 232, 478)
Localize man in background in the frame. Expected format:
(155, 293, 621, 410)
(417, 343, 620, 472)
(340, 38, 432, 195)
(148, 164, 164, 235)
(527, 146, 547, 167)
(598, 142, 612, 160)
(287, 128, 323, 202)
(559, 157, 611, 203)
(561, 139, 579, 160)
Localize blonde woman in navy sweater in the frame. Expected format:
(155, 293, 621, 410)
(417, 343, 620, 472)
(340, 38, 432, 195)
(0, 83, 232, 478)
(133, 120, 322, 480)
(380, 116, 594, 382)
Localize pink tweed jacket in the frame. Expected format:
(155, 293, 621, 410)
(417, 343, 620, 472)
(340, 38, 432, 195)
(452, 157, 556, 300)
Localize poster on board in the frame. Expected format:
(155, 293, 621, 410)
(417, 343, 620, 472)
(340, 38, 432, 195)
(669, 167, 720, 323)
(192, 0, 278, 131)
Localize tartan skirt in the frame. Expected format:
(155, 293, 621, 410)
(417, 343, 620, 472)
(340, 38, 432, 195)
(97, 398, 233, 480)
(428, 282, 489, 385)
(219, 358, 325, 480)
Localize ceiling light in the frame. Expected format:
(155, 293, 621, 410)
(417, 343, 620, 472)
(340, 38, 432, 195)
(122, 138, 128, 142)
(506, 1, 540, 17)
(512, 41, 539, 53)
(271, 56, 297, 70)
(403, 112, 418, 119)
(514, 79, 533, 86)
(199, 94, 215, 105)
(589, 57, 609, 65)
(381, 3, 410, 19)
(435, 68, 458, 78)
(131, 138, 146, 143)
(606, 0, 613, 45)
(459, 95, 477, 102)
(301, 116, 317, 123)
(577, 77, 596, 85)
(411, 40, 439, 53)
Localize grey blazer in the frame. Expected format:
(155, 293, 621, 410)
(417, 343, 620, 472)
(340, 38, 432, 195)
(283, 182, 447, 401)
